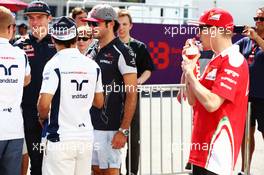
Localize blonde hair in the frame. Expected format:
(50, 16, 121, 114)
(77, 25, 92, 38)
(0, 6, 14, 32)
(71, 7, 87, 19)
(117, 9, 132, 24)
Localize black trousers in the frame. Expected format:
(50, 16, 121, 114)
(22, 107, 43, 175)
(192, 165, 218, 175)
(125, 100, 140, 175)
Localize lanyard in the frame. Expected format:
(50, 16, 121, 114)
(127, 37, 132, 47)
(250, 40, 257, 55)
(248, 40, 258, 65)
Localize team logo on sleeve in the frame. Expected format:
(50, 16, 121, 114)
(224, 69, 239, 78)
(205, 68, 217, 81)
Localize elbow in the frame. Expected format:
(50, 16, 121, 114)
(204, 103, 220, 113)
(188, 100, 195, 106)
(24, 75, 31, 87)
(37, 104, 49, 119)
(93, 101, 103, 109)
(93, 93, 104, 109)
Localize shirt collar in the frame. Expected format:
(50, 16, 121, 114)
(0, 37, 10, 44)
(100, 37, 120, 51)
(57, 48, 80, 56)
(220, 44, 240, 57)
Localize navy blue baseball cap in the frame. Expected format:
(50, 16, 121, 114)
(51, 16, 77, 41)
(24, 1, 51, 15)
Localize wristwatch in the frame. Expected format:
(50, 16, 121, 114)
(118, 128, 129, 137)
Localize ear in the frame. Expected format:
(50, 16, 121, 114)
(48, 15, 52, 23)
(110, 20, 115, 28)
(51, 37, 55, 44)
(129, 23, 133, 30)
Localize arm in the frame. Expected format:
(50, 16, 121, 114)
(23, 53, 31, 87)
(112, 73, 138, 149)
(176, 73, 197, 105)
(255, 34, 264, 50)
(137, 70, 151, 85)
(243, 26, 264, 50)
(24, 75, 31, 87)
(181, 40, 224, 112)
(185, 70, 225, 112)
(37, 63, 58, 121)
(92, 67, 104, 108)
(185, 78, 196, 106)
(92, 92, 104, 109)
(37, 93, 53, 120)
(120, 73, 138, 129)
(137, 43, 155, 85)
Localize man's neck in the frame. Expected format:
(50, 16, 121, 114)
(80, 49, 85, 54)
(0, 35, 9, 40)
(119, 35, 130, 43)
(213, 38, 233, 55)
(99, 33, 115, 49)
(56, 44, 76, 52)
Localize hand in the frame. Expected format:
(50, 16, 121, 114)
(111, 131, 127, 149)
(137, 77, 144, 85)
(243, 26, 258, 40)
(38, 118, 45, 128)
(181, 45, 201, 75)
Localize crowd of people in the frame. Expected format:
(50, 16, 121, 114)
(0, 0, 263, 175)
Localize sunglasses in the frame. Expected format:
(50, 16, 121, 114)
(77, 37, 90, 41)
(87, 21, 99, 27)
(253, 17, 264, 22)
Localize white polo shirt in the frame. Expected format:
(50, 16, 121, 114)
(40, 48, 103, 142)
(0, 38, 30, 140)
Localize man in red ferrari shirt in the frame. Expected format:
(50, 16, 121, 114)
(181, 8, 249, 175)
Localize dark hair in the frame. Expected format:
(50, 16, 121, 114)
(71, 7, 87, 19)
(52, 36, 77, 48)
(105, 20, 119, 33)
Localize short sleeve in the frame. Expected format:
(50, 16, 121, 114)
(40, 64, 59, 95)
(95, 68, 104, 93)
(118, 47, 137, 75)
(138, 43, 155, 71)
(211, 57, 241, 102)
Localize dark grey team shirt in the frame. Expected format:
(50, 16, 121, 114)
(89, 37, 137, 130)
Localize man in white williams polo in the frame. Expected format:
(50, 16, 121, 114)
(0, 6, 31, 175)
(37, 16, 104, 175)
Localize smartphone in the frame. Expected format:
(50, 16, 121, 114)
(233, 25, 245, 34)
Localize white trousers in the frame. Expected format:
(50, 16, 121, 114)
(42, 140, 93, 175)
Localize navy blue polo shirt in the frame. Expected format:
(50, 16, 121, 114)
(14, 34, 56, 113)
(236, 37, 264, 99)
(90, 38, 137, 130)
